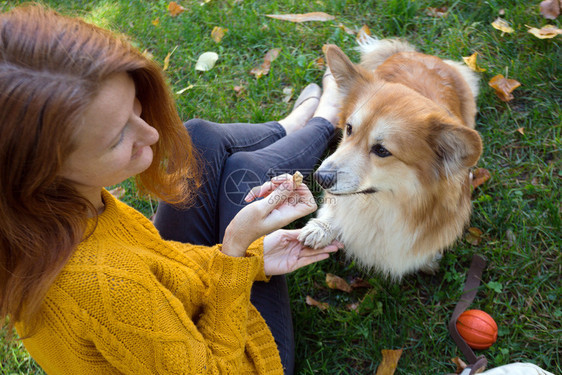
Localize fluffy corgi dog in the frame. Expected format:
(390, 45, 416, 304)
(299, 36, 483, 279)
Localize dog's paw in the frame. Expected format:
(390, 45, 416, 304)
(298, 219, 335, 249)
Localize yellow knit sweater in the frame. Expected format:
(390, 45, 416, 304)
(16, 189, 283, 374)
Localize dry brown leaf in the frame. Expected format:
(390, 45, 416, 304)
(540, 0, 561, 19)
(527, 24, 562, 39)
(489, 74, 521, 101)
(491, 17, 514, 33)
(462, 52, 486, 72)
(326, 273, 353, 293)
(471, 168, 491, 189)
(305, 295, 329, 310)
(350, 277, 372, 289)
(163, 47, 177, 71)
(375, 349, 403, 375)
(108, 186, 126, 199)
(233, 85, 246, 97)
(465, 227, 483, 246)
(356, 25, 372, 44)
(250, 48, 281, 78)
(168, 2, 186, 17)
(516, 127, 525, 135)
(211, 26, 227, 43)
(425, 6, 448, 17)
(265, 12, 335, 23)
(451, 357, 468, 374)
(338, 23, 356, 35)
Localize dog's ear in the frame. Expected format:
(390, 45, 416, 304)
(325, 44, 370, 96)
(429, 121, 482, 178)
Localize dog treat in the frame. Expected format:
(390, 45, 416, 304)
(293, 171, 303, 187)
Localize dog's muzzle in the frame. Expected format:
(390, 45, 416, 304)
(313, 169, 337, 189)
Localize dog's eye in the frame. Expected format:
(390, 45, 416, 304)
(346, 123, 352, 136)
(371, 144, 392, 158)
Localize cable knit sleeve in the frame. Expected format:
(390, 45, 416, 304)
(79, 247, 268, 374)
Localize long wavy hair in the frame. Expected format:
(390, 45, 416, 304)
(0, 4, 200, 334)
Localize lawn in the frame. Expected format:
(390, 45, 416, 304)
(1, 0, 560, 374)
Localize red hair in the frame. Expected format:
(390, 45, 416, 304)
(0, 4, 199, 334)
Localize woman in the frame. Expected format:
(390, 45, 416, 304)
(0, 4, 340, 374)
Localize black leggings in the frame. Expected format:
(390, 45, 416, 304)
(153, 117, 334, 374)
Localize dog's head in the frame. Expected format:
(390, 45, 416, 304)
(315, 45, 482, 198)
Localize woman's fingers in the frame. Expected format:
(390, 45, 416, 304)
(243, 173, 297, 202)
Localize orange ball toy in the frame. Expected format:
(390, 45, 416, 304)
(456, 309, 498, 350)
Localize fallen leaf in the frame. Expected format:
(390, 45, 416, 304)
(233, 85, 246, 97)
(451, 357, 468, 374)
(326, 273, 353, 293)
(488, 74, 521, 101)
(142, 49, 154, 60)
(526, 24, 562, 39)
(516, 127, 525, 135)
(305, 295, 329, 310)
(491, 17, 514, 34)
(250, 48, 281, 78)
(425, 6, 448, 17)
(211, 26, 227, 43)
(356, 25, 372, 44)
(168, 1, 186, 17)
(315, 56, 326, 69)
(266, 12, 335, 23)
(338, 23, 356, 35)
(540, 0, 561, 19)
(350, 277, 372, 289)
(176, 85, 194, 95)
(462, 52, 486, 72)
(282, 87, 294, 103)
(152, 18, 160, 26)
(471, 168, 491, 189)
(108, 186, 126, 199)
(163, 46, 177, 71)
(465, 227, 483, 246)
(195, 51, 219, 71)
(346, 302, 360, 311)
(375, 349, 403, 375)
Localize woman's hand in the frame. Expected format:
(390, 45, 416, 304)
(222, 174, 317, 257)
(263, 229, 342, 275)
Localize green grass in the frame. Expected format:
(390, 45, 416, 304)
(1, 0, 560, 373)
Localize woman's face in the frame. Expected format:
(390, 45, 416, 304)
(59, 72, 159, 200)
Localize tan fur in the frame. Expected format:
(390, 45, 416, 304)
(299, 36, 483, 279)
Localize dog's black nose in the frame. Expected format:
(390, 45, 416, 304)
(314, 169, 337, 189)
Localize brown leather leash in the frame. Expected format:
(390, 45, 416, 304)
(447, 254, 488, 375)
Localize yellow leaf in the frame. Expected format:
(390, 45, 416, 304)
(326, 273, 352, 293)
(488, 74, 521, 102)
(168, 2, 186, 17)
(462, 52, 486, 72)
(375, 349, 403, 375)
(142, 49, 154, 60)
(163, 46, 178, 71)
(305, 295, 329, 310)
(465, 227, 483, 246)
(356, 25, 372, 44)
(338, 23, 356, 35)
(250, 48, 281, 78)
(491, 17, 514, 34)
(176, 85, 194, 95)
(266, 12, 335, 23)
(211, 26, 227, 43)
(152, 17, 160, 26)
(195, 52, 219, 71)
(517, 127, 525, 135)
(526, 24, 562, 39)
(233, 85, 246, 97)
